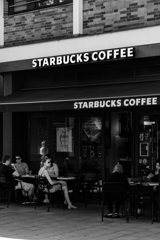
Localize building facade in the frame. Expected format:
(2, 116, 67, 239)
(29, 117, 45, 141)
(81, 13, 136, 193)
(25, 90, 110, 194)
(1, 0, 160, 178)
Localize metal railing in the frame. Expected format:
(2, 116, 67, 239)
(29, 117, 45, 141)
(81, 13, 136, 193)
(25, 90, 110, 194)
(8, 0, 72, 15)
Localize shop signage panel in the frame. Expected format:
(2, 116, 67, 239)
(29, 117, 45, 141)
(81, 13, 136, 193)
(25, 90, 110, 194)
(32, 47, 135, 68)
(73, 97, 158, 109)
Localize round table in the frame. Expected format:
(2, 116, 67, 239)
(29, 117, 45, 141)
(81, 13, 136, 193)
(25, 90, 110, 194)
(57, 177, 75, 180)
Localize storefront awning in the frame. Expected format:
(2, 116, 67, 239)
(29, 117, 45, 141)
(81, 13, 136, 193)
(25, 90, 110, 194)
(0, 81, 160, 112)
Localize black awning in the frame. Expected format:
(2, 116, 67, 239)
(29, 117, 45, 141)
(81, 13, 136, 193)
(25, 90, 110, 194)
(0, 81, 160, 112)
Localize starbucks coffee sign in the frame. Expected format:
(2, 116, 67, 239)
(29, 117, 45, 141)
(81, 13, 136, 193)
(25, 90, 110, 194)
(74, 97, 157, 109)
(32, 47, 135, 68)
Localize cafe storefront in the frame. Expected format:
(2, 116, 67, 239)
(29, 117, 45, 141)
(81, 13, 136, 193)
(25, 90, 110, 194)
(1, 43, 160, 180)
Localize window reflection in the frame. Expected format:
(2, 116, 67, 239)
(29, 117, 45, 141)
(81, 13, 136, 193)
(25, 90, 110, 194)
(38, 0, 67, 7)
(38, 0, 55, 7)
(81, 117, 102, 160)
(80, 117, 102, 173)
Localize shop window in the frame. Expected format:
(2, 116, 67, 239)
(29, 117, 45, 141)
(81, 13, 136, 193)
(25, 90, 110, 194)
(108, 112, 132, 177)
(28, 117, 50, 173)
(80, 117, 102, 173)
(8, 0, 72, 15)
(52, 117, 75, 175)
(138, 115, 160, 177)
(119, 112, 131, 138)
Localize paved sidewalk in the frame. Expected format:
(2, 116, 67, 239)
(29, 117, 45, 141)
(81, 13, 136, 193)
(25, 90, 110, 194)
(0, 202, 160, 240)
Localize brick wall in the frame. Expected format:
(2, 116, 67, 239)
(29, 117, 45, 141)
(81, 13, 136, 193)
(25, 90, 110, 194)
(4, 0, 160, 47)
(4, 3, 73, 47)
(83, 0, 160, 34)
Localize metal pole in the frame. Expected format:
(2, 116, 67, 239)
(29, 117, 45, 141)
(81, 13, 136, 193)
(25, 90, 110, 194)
(151, 124, 154, 171)
(159, 173, 160, 222)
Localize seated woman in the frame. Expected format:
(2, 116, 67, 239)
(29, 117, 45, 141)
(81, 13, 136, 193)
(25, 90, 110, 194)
(105, 163, 129, 218)
(42, 154, 68, 204)
(42, 153, 67, 190)
(43, 154, 59, 179)
(147, 160, 160, 182)
(38, 157, 77, 209)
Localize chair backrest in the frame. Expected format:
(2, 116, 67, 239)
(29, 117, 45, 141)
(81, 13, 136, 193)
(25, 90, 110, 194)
(103, 182, 126, 194)
(83, 172, 99, 190)
(85, 172, 98, 181)
(0, 174, 6, 183)
(0, 174, 11, 190)
(34, 176, 49, 191)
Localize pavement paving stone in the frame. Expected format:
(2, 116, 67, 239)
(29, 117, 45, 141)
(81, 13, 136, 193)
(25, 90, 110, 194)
(115, 238, 141, 240)
(0, 202, 160, 240)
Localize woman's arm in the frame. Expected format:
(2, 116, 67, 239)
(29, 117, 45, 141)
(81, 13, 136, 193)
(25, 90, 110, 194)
(53, 163, 59, 177)
(44, 170, 54, 185)
(47, 163, 59, 178)
(24, 163, 29, 174)
(147, 173, 154, 179)
(12, 164, 20, 177)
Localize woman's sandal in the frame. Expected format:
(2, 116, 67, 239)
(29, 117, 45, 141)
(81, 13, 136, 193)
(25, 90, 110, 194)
(68, 204, 77, 209)
(104, 213, 113, 218)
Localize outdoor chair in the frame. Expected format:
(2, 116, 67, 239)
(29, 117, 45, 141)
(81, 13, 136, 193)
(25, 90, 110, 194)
(34, 176, 63, 212)
(82, 172, 101, 207)
(0, 174, 26, 208)
(101, 182, 129, 222)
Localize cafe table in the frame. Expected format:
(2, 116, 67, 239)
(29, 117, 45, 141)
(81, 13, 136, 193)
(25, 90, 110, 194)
(129, 180, 159, 223)
(57, 176, 75, 181)
(17, 174, 38, 186)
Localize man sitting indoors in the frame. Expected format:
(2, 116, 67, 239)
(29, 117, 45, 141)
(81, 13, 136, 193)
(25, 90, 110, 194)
(0, 155, 35, 203)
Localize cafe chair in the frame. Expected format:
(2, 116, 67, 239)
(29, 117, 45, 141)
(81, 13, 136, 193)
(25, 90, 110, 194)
(82, 172, 101, 207)
(34, 176, 63, 212)
(101, 182, 129, 222)
(0, 174, 26, 208)
(129, 184, 158, 224)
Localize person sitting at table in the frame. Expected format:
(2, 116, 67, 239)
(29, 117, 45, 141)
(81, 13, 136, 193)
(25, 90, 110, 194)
(41, 154, 68, 203)
(105, 163, 129, 218)
(42, 153, 67, 185)
(44, 154, 69, 204)
(0, 155, 35, 202)
(147, 160, 160, 182)
(14, 155, 29, 176)
(43, 154, 59, 179)
(38, 157, 77, 209)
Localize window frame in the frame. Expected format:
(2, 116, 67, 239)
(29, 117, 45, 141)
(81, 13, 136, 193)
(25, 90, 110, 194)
(8, 0, 72, 15)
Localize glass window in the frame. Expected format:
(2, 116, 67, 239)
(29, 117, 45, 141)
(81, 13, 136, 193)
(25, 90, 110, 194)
(52, 117, 75, 175)
(28, 117, 49, 173)
(80, 117, 102, 174)
(107, 112, 132, 177)
(13, 0, 27, 12)
(138, 115, 160, 177)
(9, 0, 72, 15)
